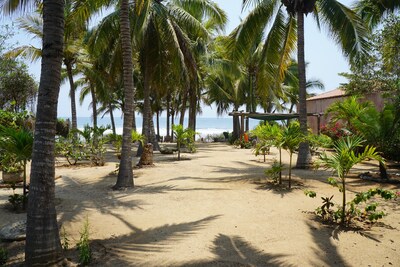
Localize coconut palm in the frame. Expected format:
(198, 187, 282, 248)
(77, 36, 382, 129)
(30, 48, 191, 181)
(356, 0, 400, 28)
(1, 0, 65, 264)
(319, 135, 381, 225)
(113, 0, 136, 189)
(240, 0, 369, 169)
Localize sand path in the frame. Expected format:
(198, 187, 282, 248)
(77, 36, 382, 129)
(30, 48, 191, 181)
(1, 143, 399, 266)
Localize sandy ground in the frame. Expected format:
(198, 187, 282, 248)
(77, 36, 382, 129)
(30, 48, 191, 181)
(1, 142, 400, 266)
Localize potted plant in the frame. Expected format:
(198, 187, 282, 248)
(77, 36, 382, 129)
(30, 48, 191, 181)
(0, 126, 33, 210)
(1, 155, 24, 183)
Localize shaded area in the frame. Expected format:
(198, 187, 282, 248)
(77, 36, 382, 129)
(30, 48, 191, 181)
(91, 215, 221, 266)
(178, 234, 290, 267)
(306, 221, 348, 266)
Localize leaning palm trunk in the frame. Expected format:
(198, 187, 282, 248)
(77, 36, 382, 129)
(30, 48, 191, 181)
(25, 0, 65, 264)
(114, 0, 135, 189)
(295, 12, 312, 169)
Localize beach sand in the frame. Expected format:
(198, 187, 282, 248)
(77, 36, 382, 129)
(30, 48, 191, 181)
(1, 142, 399, 266)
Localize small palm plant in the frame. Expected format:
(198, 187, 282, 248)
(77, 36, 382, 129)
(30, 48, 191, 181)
(172, 124, 196, 160)
(281, 121, 303, 189)
(319, 135, 382, 225)
(251, 124, 274, 162)
(0, 126, 33, 209)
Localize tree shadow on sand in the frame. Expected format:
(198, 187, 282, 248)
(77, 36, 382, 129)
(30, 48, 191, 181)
(89, 215, 221, 266)
(177, 234, 290, 267)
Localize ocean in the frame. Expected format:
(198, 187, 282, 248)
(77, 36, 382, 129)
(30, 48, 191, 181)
(62, 116, 260, 140)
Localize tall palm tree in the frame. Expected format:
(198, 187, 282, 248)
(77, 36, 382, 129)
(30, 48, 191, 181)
(241, 0, 369, 168)
(1, 0, 65, 264)
(114, 0, 136, 189)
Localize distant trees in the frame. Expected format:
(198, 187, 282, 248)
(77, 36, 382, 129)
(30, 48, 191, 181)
(0, 27, 37, 112)
(0, 58, 37, 112)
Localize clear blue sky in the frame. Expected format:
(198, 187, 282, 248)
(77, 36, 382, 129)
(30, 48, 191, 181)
(1, 0, 354, 118)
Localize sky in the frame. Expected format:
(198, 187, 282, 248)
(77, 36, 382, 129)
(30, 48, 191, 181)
(1, 0, 354, 118)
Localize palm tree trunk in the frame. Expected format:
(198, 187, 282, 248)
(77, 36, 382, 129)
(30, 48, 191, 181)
(289, 152, 292, 189)
(109, 102, 116, 136)
(150, 116, 160, 151)
(114, 0, 135, 189)
(166, 94, 171, 140)
(171, 110, 175, 142)
(65, 61, 77, 133)
(188, 85, 197, 133)
(379, 161, 388, 180)
(341, 175, 346, 225)
(156, 110, 160, 141)
(132, 109, 137, 132)
(142, 73, 151, 144)
(90, 85, 97, 129)
(279, 147, 282, 184)
(179, 87, 188, 126)
(25, 1, 64, 264)
(295, 11, 312, 169)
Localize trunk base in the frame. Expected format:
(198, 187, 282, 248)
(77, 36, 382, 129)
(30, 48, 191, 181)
(137, 143, 154, 167)
(295, 142, 313, 169)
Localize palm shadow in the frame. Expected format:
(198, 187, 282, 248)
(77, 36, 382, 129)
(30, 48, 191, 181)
(178, 234, 290, 266)
(87, 215, 221, 266)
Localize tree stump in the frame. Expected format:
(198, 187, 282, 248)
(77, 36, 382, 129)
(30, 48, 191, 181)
(137, 143, 154, 167)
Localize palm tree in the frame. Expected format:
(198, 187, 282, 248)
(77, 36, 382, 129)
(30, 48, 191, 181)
(356, 0, 400, 28)
(281, 121, 302, 189)
(1, 0, 65, 264)
(114, 0, 135, 189)
(319, 136, 381, 225)
(240, 0, 369, 169)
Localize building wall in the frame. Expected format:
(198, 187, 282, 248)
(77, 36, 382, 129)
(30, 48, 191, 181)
(306, 92, 384, 134)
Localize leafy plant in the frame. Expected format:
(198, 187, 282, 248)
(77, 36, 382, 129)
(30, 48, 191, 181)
(132, 130, 145, 146)
(55, 135, 87, 165)
(76, 217, 91, 266)
(172, 125, 197, 160)
(281, 121, 303, 189)
(0, 126, 33, 209)
(319, 136, 382, 225)
(265, 160, 284, 183)
(0, 247, 7, 265)
(305, 188, 396, 224)
(61, 226, 69, 250)
(8, 193, 27, 211)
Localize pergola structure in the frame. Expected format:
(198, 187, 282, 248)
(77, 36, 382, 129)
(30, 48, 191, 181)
(228, 111, 323, 138)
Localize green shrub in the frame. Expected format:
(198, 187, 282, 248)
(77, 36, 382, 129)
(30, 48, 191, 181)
(265, 160, 284, 183)
(55, 135, 87, 165)
(77, 217, 91, 266)
(0, 247, 7, 265)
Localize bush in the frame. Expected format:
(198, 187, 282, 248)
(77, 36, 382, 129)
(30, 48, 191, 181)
(56, 118, 70, 137)
(0, 247, 7, 265)
(77, 217, 91, 266)
(55, 135, 88, 165)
